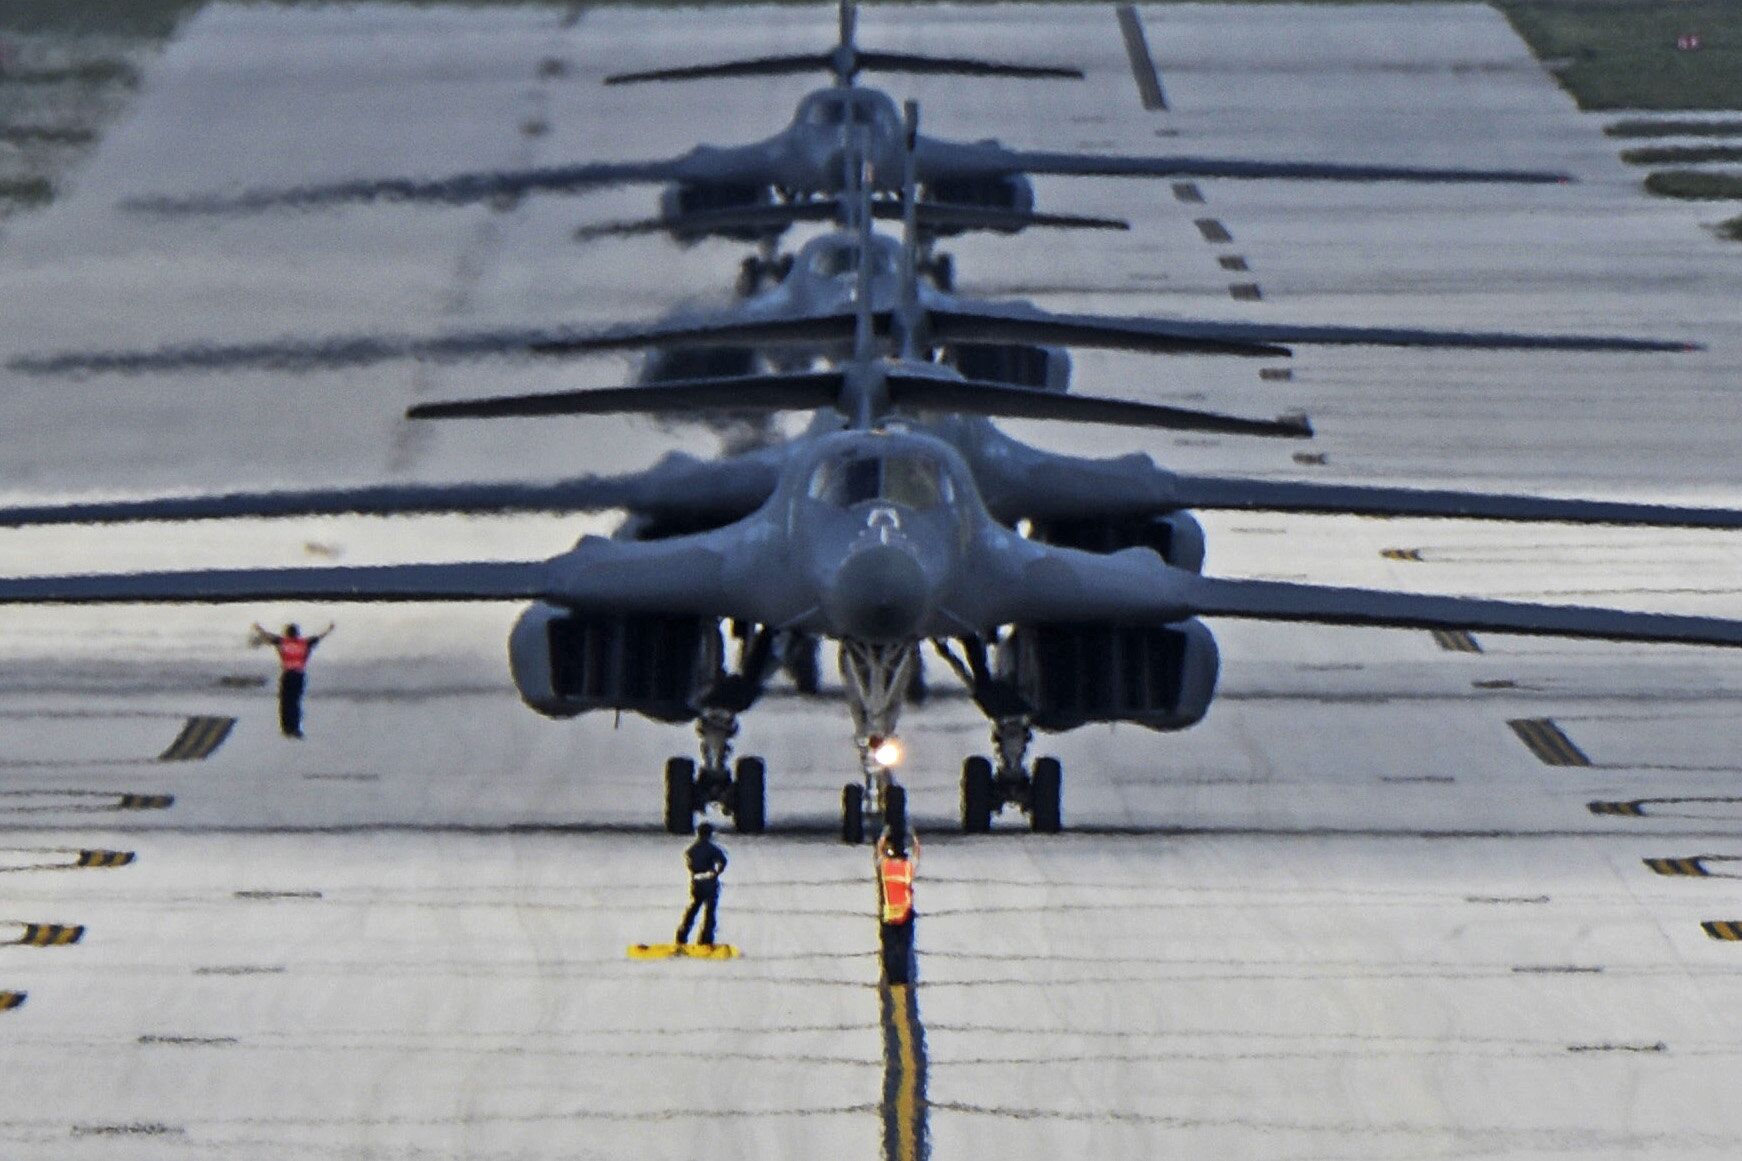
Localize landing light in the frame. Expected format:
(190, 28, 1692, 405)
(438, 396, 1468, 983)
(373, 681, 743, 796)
(871, 736, 904, 768)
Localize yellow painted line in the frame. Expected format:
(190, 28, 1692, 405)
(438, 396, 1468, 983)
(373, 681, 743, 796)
(76, 850, 135, 868)
(1645, 858, 1710, 877)
(1589, 800, 1646, 816)
(1508, 719, 1590, 767)
(159, 716, 236, 762)
(0, 992, 23, 1011)
(1703, 920, 1742, 941)
(1381, 548, 1424, 562)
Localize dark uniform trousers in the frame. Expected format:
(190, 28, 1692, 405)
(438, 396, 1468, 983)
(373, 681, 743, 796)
(678, 876, 720, 945)
(880, 916, 915, 984)
(279, 671, 306, 737)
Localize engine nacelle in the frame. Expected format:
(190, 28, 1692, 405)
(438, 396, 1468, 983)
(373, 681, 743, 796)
(949, 343, 1070, 391)
(659, 182, 775, 243)
(640, 346, 759, 384)
(1030, 511, 1206, 573)
(922, 173, 1035, 219)
(1003, 619, 1219, 734)
(509, 604, 721, 722)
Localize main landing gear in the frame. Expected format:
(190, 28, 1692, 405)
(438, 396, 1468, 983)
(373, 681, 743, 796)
(838, 641, 915, 844)
(664, 709, 767, 836)
(960, 716, 1061, 834)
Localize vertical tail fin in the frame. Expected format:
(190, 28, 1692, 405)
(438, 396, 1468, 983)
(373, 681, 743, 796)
(897, 101, 923, 361)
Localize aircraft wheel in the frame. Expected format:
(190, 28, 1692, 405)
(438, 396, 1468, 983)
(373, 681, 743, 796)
(841, 783, 865, 845)
(664, 757, 696, 835)
(734, 256, 764, 297)
(772, 254, 795, 282)
(884, 784, 907, 843)
(961, 756, 994, 834)
(733, 757, 766, 834)
(786, 636, 821, 695)
(1030, 756, 1062, 834)
(931, 253, 955, 292)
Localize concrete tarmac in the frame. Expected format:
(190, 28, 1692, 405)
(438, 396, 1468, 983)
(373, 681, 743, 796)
(0, 3, 1739, 1158)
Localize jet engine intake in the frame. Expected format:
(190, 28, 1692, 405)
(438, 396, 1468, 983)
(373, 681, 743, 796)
(921, 174, 1035, 222)
(1001, 619, 1219, 733)
(1030, 511, 1206, 572)
(509, 603, 720, 722)
(659, 182, 776, 243)
(948, 343, 1070, 391)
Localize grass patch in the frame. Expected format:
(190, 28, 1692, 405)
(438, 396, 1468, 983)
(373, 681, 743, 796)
(1607, 119, 1742, 139)
(1643, 170, 1742, 201)
(1494, 0, 1742, 111)
(1621, 145, 1742, 166)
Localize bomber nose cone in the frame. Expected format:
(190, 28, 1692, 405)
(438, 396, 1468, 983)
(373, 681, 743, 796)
(825, 545, 930, 642)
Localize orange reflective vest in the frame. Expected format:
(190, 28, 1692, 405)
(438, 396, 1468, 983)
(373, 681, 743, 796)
(878, 857, 914, 924)
(275, 638, 312, 673)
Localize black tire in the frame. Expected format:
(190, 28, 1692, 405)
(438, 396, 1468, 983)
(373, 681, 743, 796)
(961, 756, 994, 834)
(785, 635, 821, 695)
(734, 256, 763, 298)
(841, 783, 865, 845)
(733, 756, 766, 834)
(884, 783, 907, 844)
(1031, 756, 1062, 834)
(664, 757, 696, 835)
(932, 253, 955, 293)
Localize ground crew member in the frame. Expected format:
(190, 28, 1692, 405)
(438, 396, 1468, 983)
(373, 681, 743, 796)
(876, 825, 919, 984)
(252, 621, 333, 738)
(676, 822, 729, 946)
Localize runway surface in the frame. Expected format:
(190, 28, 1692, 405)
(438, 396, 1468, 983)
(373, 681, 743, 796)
(0, 3, 1740, 1157)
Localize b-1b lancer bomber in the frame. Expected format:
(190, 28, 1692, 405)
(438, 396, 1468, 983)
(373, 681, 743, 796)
(123, 0, 1575, 239)
(3, 117, 1741, 842)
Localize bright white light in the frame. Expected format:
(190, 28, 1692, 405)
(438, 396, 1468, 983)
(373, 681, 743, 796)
(872, 737, 904, 767)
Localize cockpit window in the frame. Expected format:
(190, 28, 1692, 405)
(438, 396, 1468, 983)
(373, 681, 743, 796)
(806, 453, 952, 510)
(802, 94, 892, 129)
(809, 243, 861, 279)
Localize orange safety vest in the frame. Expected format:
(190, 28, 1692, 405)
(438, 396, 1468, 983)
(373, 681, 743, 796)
(275, 638, 312, 673)
(878, 856, 914, 924)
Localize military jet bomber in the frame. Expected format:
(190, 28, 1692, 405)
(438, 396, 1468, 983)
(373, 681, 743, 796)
(122, 0, 1574, 237)
(4, 107, 1740, 842)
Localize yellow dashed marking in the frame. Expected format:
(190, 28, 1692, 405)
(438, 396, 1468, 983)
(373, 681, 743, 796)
(1432, 629, 1483, 653)
(76, 850, 135, 868)
(1589, 800, 1646, 816)
(1508, 718, 1591, 767)
(626, 943, 740, 961)
(1645, 857, 1711, 877)
(1702, 921, 1742, 941)
(1382, 547, 1424, 562)
(117, 794, 174, 811)
(13, 923, 84, 947)
(159, 716, 235, 762)
(0, 992, 24, 1011)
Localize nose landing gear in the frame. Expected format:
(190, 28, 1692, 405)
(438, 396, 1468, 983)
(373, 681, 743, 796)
(838, 641, 917, 844)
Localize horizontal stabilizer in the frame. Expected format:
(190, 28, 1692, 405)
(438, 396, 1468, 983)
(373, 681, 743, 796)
(409, 372, 847, 420)
(0, 561, 554, 606)
(606, 51, 1079, 85)
(411, 368, 1309, 438)
(1002, 149, 1571, 185)
(882, 374, 1311, 437)
(1168, 476, 1742, 529)
(927, 308, 1291, 358)
(1182, 574, 1742, 649)
(574, 199, 1127, 242)
(929, 304, 1694, 355)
